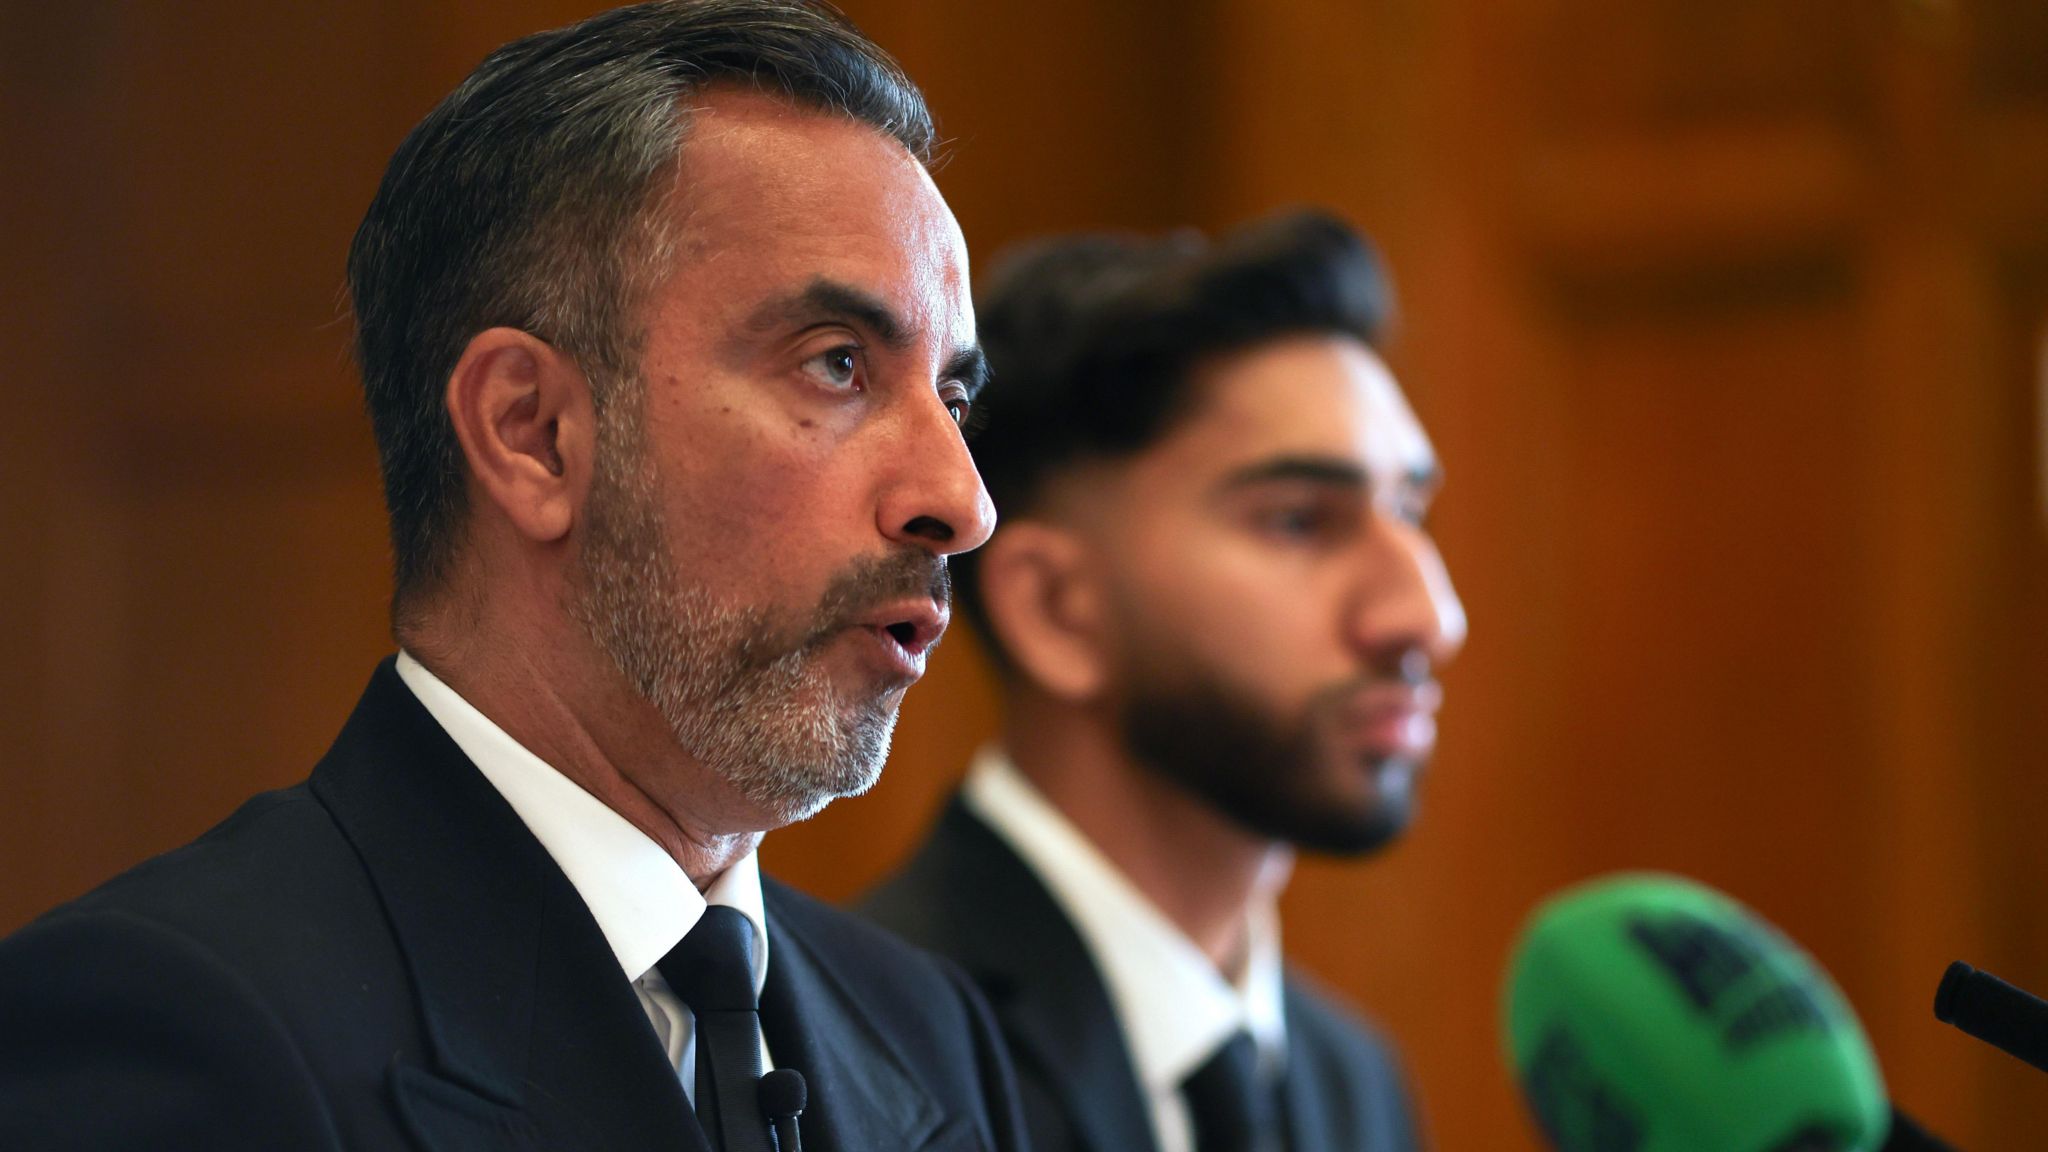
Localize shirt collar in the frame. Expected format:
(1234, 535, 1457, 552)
(961, 746, 1287, 1090)
(394, 651, 768, 993)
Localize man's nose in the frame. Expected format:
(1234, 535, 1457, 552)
(877, 391, 997, 556)
(1348, 515, 1467, 676)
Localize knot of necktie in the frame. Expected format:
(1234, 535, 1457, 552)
(1183, 1030, 1283, 1152)
(657, 906, 771, 1152)
(661, 905, 758, 1013)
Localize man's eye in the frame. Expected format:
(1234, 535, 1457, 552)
(1261, 506, 1329, 539)
(941, 386, 972, 427)
(1390, 490, 1433, 528)
(801, 345, 863, 391)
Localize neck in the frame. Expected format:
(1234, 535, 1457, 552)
(402, 596, 762, 889)
(1002, 691, 1290, 971)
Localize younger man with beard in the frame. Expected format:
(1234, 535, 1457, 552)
(0, 4, 1024, 1150)
(862, 212, 1467, 1152)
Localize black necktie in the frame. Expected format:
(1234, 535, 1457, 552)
(1183, 1031, 1283, 1152)
(658, 906, 773, 1152)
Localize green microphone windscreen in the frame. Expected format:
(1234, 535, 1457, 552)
(1503, 873, 1889, 1152)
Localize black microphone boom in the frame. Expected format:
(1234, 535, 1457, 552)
(1934, 961, 2048, 1076)
(1880, 1107, 1957, 1151)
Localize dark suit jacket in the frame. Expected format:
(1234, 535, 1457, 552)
(0, 660, 1027, 1152)
(860, 798, 1424, 1152)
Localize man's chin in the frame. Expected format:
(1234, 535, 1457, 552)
(758, 790, 839, 828)
(726, 698, 897, 827)
(734, 767, 869, 829)
(1299, 803, 1414, 857)
(1256, 757, 1422, 857)
(1176, 771, 1416, 857)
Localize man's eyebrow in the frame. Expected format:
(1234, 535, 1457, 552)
(743, 279, 909, 349)
(741, 277, 986, 395)
(945, 346, 990, 399)
(1219, 455, 1443, 494)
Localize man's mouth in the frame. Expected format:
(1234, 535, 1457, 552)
(855, 599, 949, 676)
(1335, 680, 1442, 761)
(799, 550, 953, 682)
(872, 594, 950, 651)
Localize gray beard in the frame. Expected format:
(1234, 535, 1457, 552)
(566, 417, 894, 826)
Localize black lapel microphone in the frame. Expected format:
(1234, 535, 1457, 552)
(759, 1068, 806, 1152)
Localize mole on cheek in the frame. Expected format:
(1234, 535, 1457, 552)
(799, 418, 815, 429)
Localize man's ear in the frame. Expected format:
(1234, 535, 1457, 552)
(977, 521, 1114, 702)
(443, 327, 593, 545)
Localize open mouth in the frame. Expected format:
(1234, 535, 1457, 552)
(858, 599, 948, 668)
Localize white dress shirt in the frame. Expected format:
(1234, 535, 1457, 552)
(395, 651, 771, 1101)
(962, 746, 1288, 1152)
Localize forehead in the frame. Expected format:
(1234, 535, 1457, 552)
(1144, 334, 1435, 483)
(652, 88, 970, 340)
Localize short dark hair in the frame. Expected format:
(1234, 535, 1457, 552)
(348, 0, 933, 617)
(956, 209, 1394, 665)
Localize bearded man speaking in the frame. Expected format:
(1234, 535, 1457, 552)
(0, 4, 1027, 1150)
(862, 212, 1467, 1152)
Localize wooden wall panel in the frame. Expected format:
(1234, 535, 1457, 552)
(839, 0, 1215, 249)
(1515, 0, 1876, 132)
(7, 2, 75, 924)
(1975, 266, 2048, 1141)
(0, 0, 410, 928)
(1969, 0, 2048, 106)
(5, 1, 2048, 1147)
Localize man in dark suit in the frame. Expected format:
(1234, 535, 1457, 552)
(0, 4, 1023, 1150)
(862, 213, 1468, 1152)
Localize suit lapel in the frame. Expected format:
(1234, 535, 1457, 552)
(1278, 984, 1336, 1152)
(310, 660, 704, 1152)
(907, 802, 1161, 1152)
(757, 882, 940, 1152)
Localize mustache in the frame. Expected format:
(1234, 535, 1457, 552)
(1314, 653, 1440, 718)
(802, 550, 951, 646)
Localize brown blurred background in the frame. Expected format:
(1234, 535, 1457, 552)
(5, 1, 2048, 1147)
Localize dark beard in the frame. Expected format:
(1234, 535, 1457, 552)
(1118, 668, 1418, 856)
